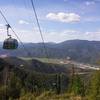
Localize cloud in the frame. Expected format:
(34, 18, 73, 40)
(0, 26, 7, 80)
(83, 31, 100, 40)
(1, 27, 100, 43)
(44, 30, 100, 43)
(85, 1, 95, 6)
(0, 24, 4, 27)
(64, 0, 68, 2)
(46, 12, 81, 23)
(42, 30, 81, 43)
(0, 28, 81, 43)
(63, 30, 79, 34)
(18, 20, 29, 25)
(0, 25, 6, 33)
(0, 28, 6, 32)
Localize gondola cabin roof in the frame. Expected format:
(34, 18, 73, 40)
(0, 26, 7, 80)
(3, 37, 18, 50)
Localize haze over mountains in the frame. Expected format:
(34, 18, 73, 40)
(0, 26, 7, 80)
(0, 39, 100, 64)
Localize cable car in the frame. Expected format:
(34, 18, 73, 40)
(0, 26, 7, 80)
(3, 37, 18, 49)
(3, 24, 18, 50)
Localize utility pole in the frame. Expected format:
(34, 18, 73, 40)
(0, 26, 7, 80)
(56, 73, 62, 94)
(3, 65, 9, 100)
(71, 65, 75, 85)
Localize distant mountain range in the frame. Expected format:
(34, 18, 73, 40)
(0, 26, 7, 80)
(1, 39, 100, 64)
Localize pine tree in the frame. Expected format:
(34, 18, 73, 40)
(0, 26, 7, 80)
(8, 72, 22, 99)
(69, 74, 84, 96)
(87, 71, 100, 100)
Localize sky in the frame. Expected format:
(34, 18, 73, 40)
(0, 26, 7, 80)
(0, 0, 100, 43)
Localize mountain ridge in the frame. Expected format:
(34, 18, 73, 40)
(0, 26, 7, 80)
(1, 39, 100, 64)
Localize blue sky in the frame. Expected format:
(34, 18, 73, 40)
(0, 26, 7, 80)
(0, 0, 100, 43)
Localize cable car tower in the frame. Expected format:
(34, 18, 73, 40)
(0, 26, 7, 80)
(3, 24, 18, 50)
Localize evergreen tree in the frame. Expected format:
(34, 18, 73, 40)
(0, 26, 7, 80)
(87, 71, 100, 100)
(8, 72, 22, 99)
(69, 74, 84, 96)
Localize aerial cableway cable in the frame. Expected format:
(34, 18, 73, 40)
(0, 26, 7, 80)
(30, 0, 62, 92)
(30, 0, 49, 59)
(30, 0, 58, 71)
(30, 1, 62, 94)
(0, 9, 31, 56)
(0, 9, 31, 99)
(0, 0, 62, 95)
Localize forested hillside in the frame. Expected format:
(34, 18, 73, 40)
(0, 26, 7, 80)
(0, 57, 99, 100)
(1, 40, 100, 64)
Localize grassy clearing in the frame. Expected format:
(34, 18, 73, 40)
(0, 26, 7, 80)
(19, 57, 65, 65)
(19, 91, 86, 100)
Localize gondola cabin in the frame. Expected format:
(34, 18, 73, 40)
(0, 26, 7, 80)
(3, 37, 18, 49)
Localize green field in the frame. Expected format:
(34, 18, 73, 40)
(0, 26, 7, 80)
(19, 57, 66, 65)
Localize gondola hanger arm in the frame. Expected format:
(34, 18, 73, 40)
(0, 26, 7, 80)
(6, 24, 11, 37)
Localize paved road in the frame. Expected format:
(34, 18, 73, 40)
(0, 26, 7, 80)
(60, 61, 100, 70)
